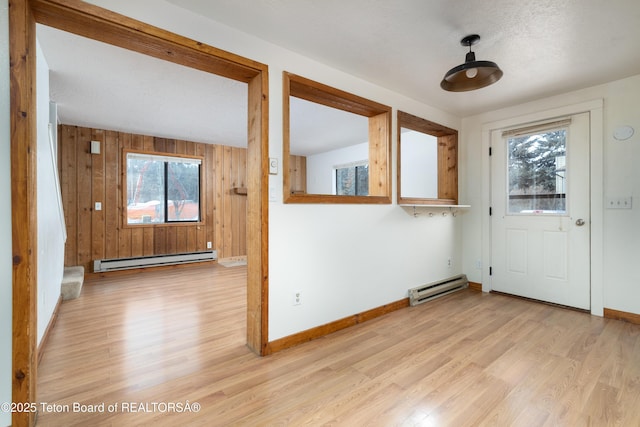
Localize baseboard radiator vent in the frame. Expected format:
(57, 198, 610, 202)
(409, 274, 468, 306)
(93, 250, 217, 272)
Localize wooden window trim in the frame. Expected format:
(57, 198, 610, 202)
(122, 149, 206, 229)
(397, 111, 459, 205)
(283, 72, 392, 204)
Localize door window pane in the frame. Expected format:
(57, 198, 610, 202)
(507, 129, 567, 214)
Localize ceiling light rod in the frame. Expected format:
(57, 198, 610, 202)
(440, 34, 503, 92)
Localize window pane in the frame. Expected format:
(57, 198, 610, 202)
(355, 165, 369, 196)
(167, 161, 200, 222)
(336, 164, 369, 196)
(336, 166, 356, 195)
(127, 157, 165, 224)
(507, 129, 567, 214)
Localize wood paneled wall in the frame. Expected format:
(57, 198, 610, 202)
(59, 124, 247, 271)
(289, 155, 307, 194)
(437, 134, 458, 202)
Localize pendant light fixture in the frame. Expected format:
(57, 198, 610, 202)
(440, 34, 503, 92)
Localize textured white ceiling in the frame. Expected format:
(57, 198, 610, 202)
(166, 0, 640, 117)
(37, 24, 248, 147)
(38, 0, 640, 150)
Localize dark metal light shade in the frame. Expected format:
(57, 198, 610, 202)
(440, 35, 503, 92)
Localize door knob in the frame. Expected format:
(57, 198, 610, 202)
(575, 218, 585, 226)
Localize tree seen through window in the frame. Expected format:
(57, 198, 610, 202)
(126, 152, 201, 224)
(507, 129, 567, 213)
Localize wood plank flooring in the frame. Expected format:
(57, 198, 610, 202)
(36, 265, 640, 426)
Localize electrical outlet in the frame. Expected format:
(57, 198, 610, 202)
(293, 290, 302, 306)
(476, 260, 483, 269)
(447, 258, 453, 268)
(207, 242, 212, 249)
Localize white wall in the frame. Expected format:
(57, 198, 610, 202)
(400, 131, 438, 199)
(0, 0, 12, 424)
(461, 74, 640, 316)
(85, 0, 463, 340)
(36, 39, 65, 345)
(306, 142, 368, 194)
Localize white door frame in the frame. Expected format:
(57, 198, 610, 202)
(480, 99, 604, 316)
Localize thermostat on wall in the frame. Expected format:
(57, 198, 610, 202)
(613, 125, 634, 141)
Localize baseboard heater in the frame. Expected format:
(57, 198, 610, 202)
(93, 250, 217, 272)
(409, 274, 468, 306)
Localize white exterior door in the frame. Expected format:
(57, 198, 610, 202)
(490, 112, 590, 309)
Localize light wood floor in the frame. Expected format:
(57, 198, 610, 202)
(37, 265, 640, 426)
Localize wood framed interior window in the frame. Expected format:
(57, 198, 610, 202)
(283, 72, 392, 204)
(123, 150, 204, 226)
(397, 111, 458, 205)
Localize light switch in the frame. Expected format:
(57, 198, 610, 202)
(606, 197, 632, 209)
(95, 202, 102, 211)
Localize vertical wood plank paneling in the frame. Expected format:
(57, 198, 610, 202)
(77, 127, 93, 270)
(289, 155, 307, 194)
(118, 132, 132, 259)
(60, 125, 78, 266)
(186, 225, 197, 253)
(175, 139, 186, 155)
(368, 112, 390, 197)
(143, 134, 154, 151)
(239, 146, 248, 255)
(59, 126, 248, 268)
(104, 130, 119, 259)
(214, 145, 224, 257)
(184, 139, 196, 156)
(206, 144, 216, 252)
(175, 226, 187, 253)
(153, 226, 167, 255)
(142, 228, 155, 256)
(438, 134, 458, 203)
(222, 146, 233, 258)
(165, 138, 176, 154)
(231, 147, 241, 256)
(196, 143, 209, 251)
(153, 137, 167, 152)
(91, 129, 106, 263)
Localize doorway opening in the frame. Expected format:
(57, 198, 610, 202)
(10, 2, 269, 424)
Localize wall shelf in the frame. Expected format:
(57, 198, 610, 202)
(399, 204, 471, 217)
(233, 187, 248, 195)
(398, 204, 470, 208)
